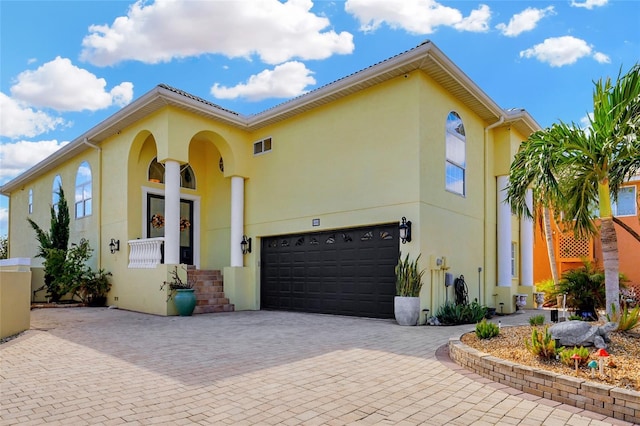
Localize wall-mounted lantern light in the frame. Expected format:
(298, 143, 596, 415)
(399, 217, 411, 244)
(109, 238, 120, 254)
(241, 235, 252, 255)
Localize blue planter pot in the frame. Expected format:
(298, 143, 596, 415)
(173, 289, 196, 316)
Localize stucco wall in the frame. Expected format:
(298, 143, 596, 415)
(0, 260, 32, 339)
(5, 66, 533, 316)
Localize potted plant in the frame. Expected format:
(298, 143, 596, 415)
(161, 266, 196, 316)
(394, 253, 425, 325)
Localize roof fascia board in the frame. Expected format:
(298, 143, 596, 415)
(155, 86, 250, 127)
(503, 109, 542, 134)
(425, 44, 504, 120)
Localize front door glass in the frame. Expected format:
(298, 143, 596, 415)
(147, 194, 193, 265)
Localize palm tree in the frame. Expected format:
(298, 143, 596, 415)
(507, 63, 640, 316)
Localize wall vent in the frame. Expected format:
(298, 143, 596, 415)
(253, 137, 272, 155)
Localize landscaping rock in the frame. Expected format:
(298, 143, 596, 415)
(549, 320, 617, 348)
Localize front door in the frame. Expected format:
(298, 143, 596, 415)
(147, 194, 194, 265)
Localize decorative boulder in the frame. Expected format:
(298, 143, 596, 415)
(549, 321, 617, 349)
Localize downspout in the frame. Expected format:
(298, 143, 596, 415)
(83, 138, 102, 269)
(83, 137, 101, 152)
(482, 116, 504, 305)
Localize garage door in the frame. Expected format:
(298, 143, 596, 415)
(261, 223, 399, 319)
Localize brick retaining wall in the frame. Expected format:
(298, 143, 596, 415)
(449, 338, 640, 424)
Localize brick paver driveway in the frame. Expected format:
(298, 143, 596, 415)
(1, 308, 633, 425)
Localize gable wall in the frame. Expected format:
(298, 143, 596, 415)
(415, 70, 498, 306)
(242, 73, 420, 238)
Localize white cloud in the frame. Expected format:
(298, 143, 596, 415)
(80, 0, 354, 66)
(571, 0, 608, 9)
(593, 51, 611, 64)
(345, 0, 491, 34)
(10, 57, 133, 112)
(211, 61, 316, 101)
(0, 93, 66, 139)
(496, 6, 555, 37)
(520, 36, 594, 67)
(110, 82, 135, 107)
(0, 140, 68, 182)
(455, 5, 491, 32)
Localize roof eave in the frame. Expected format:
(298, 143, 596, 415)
(0, 86, 249, 195)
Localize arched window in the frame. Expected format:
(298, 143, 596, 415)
(445, 111, 466, 195)
(148, 157, 196, 189)
(75, 162, 92, 218)
(28, 189, 33, 214)
(52, 175, 62, 209)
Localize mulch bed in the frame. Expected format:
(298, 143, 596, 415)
(461, 324, 640, 391)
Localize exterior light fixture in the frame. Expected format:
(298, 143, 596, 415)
(241, 235, 252, 254)
(109, 239, 120, 254)
(399, 217, 411, 244)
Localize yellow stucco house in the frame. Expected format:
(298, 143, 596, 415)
(1, 41, 541, 319)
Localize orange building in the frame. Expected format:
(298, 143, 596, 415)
(533, 172, 640, 287)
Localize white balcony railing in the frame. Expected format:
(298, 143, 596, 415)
(128, 238, 164, 269)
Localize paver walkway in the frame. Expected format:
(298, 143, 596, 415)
(0, 308, 635, 425)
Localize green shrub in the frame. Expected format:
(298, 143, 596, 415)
(0, 235, 7, 260)
(27, 188, 70, 302)
(76, 269, 112, 305)
(436, 302, 465, 324)
(559, 346, 589, 367)
(525, 326, 558, 359)
(475, 319, 500, 339)
(39, 238, 112, 305)
(436, 300, 488, 325)
(606, 303, 640, 331)
(466, 300, 488, 323)
(551, 260, 629, 319)
(529, 315, 545, 326)
(568, 315, 584, 321)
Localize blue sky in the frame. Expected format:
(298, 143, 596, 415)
(1, 0, 639, 237)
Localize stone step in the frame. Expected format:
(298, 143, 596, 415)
(186, 269, 234, 315)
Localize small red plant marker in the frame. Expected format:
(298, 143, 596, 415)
(571, 354, 582, 375)
(595, 348, 609, 376)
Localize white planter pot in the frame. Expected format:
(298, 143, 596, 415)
(394, 296, 420, 326)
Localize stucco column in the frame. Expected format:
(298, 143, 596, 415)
(497, 175, 512, 287)
(164, 160, 181, 265)
(520, 189, 534, 286)
(230, 176, 244, 267)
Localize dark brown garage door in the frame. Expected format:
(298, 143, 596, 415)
(261, 223, 399, 319)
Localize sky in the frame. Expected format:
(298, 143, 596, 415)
(0, 0, 639, 238)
